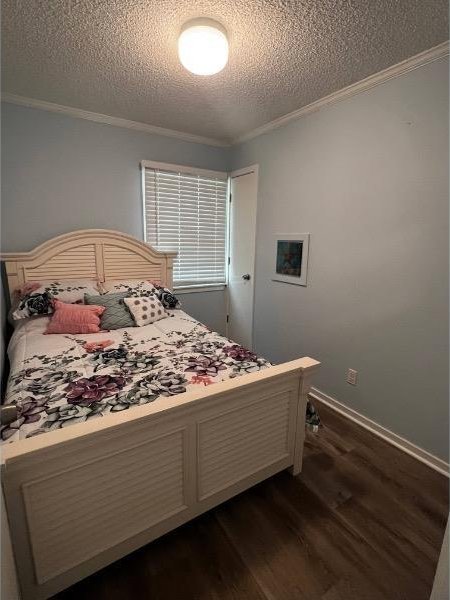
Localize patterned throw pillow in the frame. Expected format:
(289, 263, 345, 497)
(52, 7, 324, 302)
(38, 280, 100, 303)
(12, 292, 54, 320)
(12, 280, 100, 321)
(150, 283, 181, 310)
(84, 292, 136, 330)
(101, 280, 157, 297)
(124, 296, 167, 326)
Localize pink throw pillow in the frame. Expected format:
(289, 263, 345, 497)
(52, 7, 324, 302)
(45, 299, 105, 334)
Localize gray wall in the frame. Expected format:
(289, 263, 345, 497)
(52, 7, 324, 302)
(177, 289, 227, 335)
(1, 104, 230, 250)
(1, 103, 229, 334)
(232, 57, 449, 460)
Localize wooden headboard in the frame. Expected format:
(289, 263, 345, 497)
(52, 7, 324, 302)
(1, 229, 177, 301)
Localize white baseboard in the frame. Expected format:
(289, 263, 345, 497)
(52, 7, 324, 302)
(309, 387, 449, 478)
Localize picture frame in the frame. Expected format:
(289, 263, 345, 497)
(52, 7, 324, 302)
(272, 233, 310, 286)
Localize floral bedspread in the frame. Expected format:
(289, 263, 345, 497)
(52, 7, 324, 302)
(2, 311, 271, 442)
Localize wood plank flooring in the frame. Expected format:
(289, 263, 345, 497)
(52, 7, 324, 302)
(53, 401, 449, 600)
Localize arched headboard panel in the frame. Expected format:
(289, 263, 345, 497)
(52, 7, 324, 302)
(1, 229, 177, 301)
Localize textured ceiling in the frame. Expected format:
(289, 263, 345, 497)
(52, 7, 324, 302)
(2, 0, 448, 143)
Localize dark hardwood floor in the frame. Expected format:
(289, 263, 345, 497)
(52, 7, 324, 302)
(53, 401, 448, 600)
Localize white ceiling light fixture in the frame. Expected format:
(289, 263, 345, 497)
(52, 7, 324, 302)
(178, 18, 229, 76)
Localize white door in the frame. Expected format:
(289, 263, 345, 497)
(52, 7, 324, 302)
(227, 167, 258, 349)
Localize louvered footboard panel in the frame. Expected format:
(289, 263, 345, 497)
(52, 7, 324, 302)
(22, 429, 187, 584)
(197, 390, 294, 500)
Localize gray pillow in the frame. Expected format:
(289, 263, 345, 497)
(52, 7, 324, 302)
(84, 292, 135, 330)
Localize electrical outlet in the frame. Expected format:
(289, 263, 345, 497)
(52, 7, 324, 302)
(347, 368, 358, 385)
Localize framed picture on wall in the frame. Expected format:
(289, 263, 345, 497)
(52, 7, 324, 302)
(272, 233, 310, 286)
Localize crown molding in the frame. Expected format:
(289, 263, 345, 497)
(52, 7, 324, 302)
(1, 93, 230, 148)
(234, 40, 449, 145)
(2, 41, 448, 148)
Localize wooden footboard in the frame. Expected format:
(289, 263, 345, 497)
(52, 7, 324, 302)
(2, 357, 319, 600)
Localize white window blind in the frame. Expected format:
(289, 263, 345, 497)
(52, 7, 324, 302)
(142, 162, 228, 288)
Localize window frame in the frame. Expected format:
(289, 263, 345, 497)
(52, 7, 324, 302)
(141, 160, 229, 293)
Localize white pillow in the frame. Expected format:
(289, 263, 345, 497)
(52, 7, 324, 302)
(101, 280, 157, 296)
(37, 280, 100, 303)
(124, 296, 167, 326)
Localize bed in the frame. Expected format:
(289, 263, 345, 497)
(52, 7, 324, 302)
(1, 229, 320, 600)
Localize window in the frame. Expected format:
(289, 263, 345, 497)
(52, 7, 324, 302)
(142, 161, 228, 289)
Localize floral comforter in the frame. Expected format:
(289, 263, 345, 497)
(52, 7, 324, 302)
(2, 311, 271, 443)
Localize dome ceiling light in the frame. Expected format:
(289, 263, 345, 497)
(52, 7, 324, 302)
(178, 18, 229, 76)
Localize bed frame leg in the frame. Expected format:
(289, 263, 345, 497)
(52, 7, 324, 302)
(289, 371, 314, 477)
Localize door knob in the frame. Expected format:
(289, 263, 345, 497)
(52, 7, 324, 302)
(242, 274, 251, 281)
